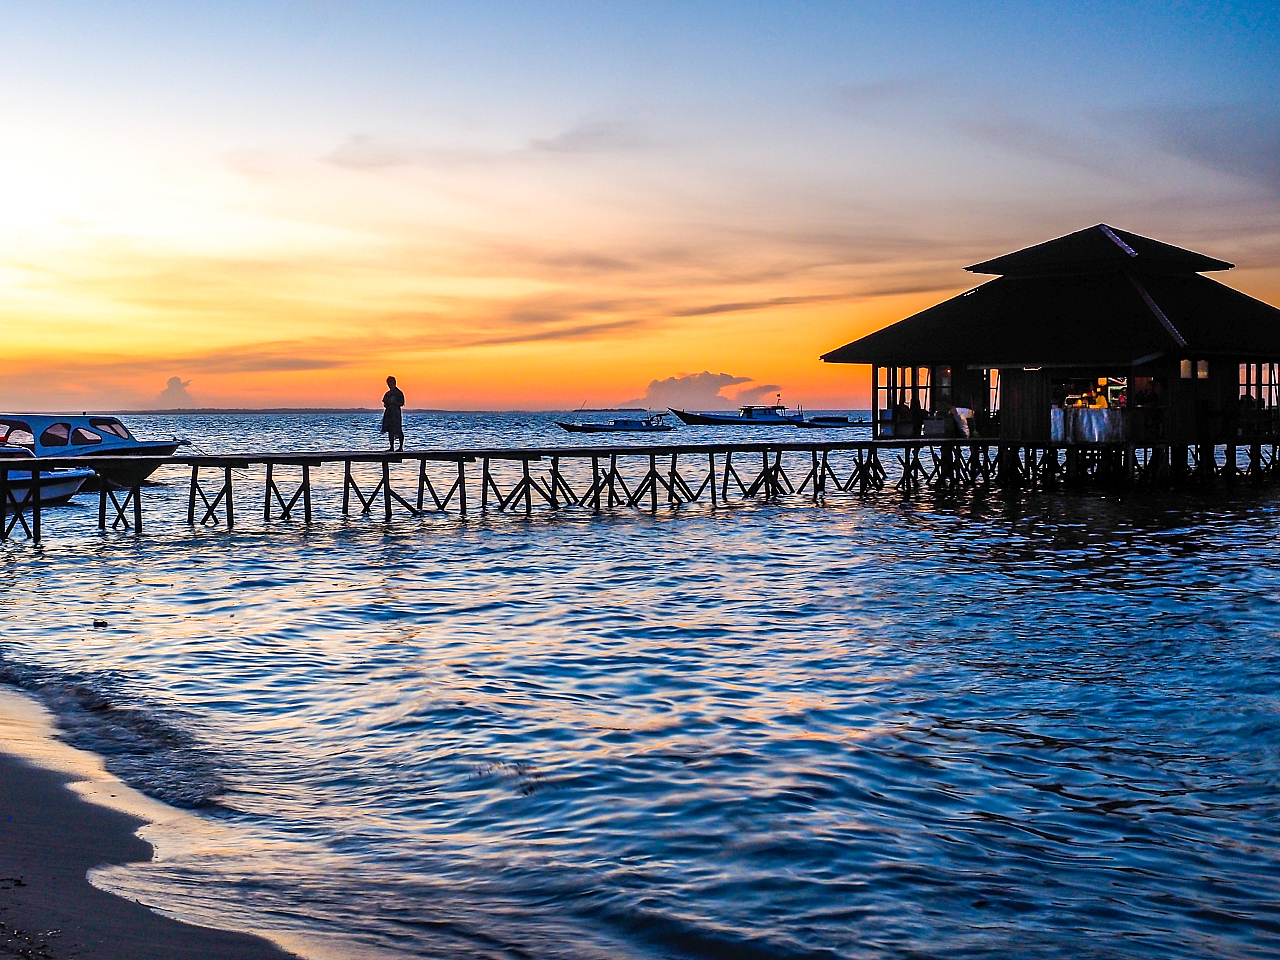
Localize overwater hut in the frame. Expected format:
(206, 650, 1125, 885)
(822, 224, 1280, 462)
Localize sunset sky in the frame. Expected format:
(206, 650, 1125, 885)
(3, 2, 1278, 410)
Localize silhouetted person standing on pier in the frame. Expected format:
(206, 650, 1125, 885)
(381, 376, 405, 451)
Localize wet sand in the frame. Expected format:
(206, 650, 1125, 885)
(0, 751, 294, 960)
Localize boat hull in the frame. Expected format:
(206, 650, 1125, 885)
(3, 469, 94, 509)
(77, 441, 183, 487)
(670, 409, 802, 426)
(794, 417, 869, 429)
(556, 422, 674, 433)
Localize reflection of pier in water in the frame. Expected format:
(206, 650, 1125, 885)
(3, 436, 1278, 540)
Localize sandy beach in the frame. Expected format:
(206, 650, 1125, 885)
(0, 687, 295, 960)
(0, 752, 293, 960)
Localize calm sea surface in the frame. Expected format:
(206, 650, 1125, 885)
(2, 412, 1279, 959)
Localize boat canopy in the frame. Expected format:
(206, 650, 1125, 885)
(0, 415, 137, 456)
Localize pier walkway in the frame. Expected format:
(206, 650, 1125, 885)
(2, 436, 1275, 541)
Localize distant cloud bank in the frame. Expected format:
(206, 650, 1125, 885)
(158, 376, 194, 407)
(622, 371, 782, 410)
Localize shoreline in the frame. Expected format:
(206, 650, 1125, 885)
(0, 687, 298, 960)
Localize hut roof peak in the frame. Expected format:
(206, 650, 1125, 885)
(965, 224, 1234, 277)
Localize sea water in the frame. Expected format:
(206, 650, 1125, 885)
(1, 412, 1279, 959)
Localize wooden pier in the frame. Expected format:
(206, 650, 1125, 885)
(2, 437, 1277, 541)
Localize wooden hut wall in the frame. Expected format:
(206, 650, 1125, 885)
(997, 368, 1051, 442)
(1164, 358, 1235, 444)
(953, 368, 988, 414)
(1164, 360, 1195, 445)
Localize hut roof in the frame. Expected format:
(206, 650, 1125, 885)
(822, 226, 1279, 367)
(966, 224, 1234, 276)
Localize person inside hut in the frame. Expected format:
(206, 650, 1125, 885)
(381, 376, 405, 451)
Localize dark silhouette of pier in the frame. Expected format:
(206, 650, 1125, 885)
(1, 436, 1275, 541)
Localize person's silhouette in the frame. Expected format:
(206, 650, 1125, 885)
(381, 376, 405, 451)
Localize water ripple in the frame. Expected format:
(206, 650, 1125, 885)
(1, 413, 1279, 958)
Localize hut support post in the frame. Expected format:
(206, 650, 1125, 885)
(709, 452, 717, 506)
(457, 460, 467, 516)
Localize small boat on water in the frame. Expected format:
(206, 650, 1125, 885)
(0, 446, 95, 509)
(670, 400, 805, 426)
(557, 413, 675, 433)
(0, 415, 184, 487)
(794, 415, 871, 429)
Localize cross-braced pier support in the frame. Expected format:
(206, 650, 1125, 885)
(189, 465, 237, 528)
(100, 484, 143, 532)
(343, 459, 420, 520)
(0, 468, 41, 541)
(264, 463, 312, 523)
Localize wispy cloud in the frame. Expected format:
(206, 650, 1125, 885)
(956, 118, 1118, 177)
(828, 78, 935, 119)
(468, 317, 649, 347)
(1107, 102, 1280, 194)
(529, 120, 645, 154)
(324, 120, 646, 170)
(671, 292, 850, 318)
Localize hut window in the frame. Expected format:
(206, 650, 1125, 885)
(1181, 359, 1193, 379)
(934, 366, 952, 405)
(1197, 360, 1209, 379)
(1238, 363, 1279, 408)
(985, 369, 1001, 412)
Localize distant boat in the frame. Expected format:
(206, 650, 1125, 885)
(794, 415, 870, 429)
(0, 415, 184, 487)
(0, 446, 95, 508)
(556, 413, 675, 433)
(670, 400, 804, 426)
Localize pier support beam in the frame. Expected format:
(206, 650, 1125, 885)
(264, 463, 312, 522)
(188, 465, 233, 528)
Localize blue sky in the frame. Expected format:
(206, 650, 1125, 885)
(1, 1, 1277, 407)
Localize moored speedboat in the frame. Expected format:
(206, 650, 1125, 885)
(669, 400, 804, 426)
(557, 413, 675, 433)
(0, 415, 184, 487)
(794, 415, 870, 429)
(0, 446, 95, 509)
